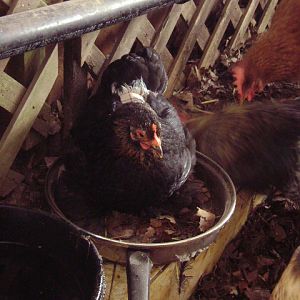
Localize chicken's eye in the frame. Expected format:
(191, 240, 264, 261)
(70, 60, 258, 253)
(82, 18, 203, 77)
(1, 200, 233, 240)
(130, 128, 146, 141)
(136, 129, 146, 138)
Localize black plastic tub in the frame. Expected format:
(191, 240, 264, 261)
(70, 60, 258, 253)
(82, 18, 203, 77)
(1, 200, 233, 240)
(0, 205, 105, 300)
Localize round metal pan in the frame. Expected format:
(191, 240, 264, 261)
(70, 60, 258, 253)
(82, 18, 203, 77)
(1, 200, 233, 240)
(45, 151, 236, 299)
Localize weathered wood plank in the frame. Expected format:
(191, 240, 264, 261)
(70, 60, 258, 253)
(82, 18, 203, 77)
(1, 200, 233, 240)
(152, 1, 197, 73)
(151, 5, 184, 72)
(150, 262, 180, 300)
(81, 30, 101, 66)
(22, 101, 52, 150)
(112, 15, 156, 62)
(0, 72, 26, 112)
(103, 262, 115, 300)
(0, 45, 58, 185)
(257, 0, 278, 33)
(259, 0, 269, 8)
(109, 264, 128, 300)
(152, 4, 185, 53)
(85, 45, 106, 76)
(166, 0, 217, 96)
(180, 192, 267, 299)
(150, 265, 168, 281)
(199, 0, 242, 69)
(0, 58, 9, 72)
(181, 0, 197, 23)
(229, 0, 260, 50)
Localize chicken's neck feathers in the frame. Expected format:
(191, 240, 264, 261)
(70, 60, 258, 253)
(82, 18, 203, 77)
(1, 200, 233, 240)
(111, 78, 150, 107)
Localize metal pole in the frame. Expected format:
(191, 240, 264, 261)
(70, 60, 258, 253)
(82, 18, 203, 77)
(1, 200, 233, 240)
(0, 0, 188, 59)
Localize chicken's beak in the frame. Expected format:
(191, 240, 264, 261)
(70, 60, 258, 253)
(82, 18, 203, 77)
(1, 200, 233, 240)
(151, 132, 163, 158)
(151, 142, 163, 159)
(140, 133, 163, 158)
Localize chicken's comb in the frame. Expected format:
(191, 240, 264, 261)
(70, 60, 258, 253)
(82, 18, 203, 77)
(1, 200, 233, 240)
(230, 64, 245, 101)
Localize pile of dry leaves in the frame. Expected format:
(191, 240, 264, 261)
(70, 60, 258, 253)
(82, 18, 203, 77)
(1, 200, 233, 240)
(51, 165, 219, 243)
(193, 195, 300, 299)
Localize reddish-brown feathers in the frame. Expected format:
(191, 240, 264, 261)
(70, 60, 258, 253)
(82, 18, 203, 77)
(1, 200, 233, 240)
(231, 0, 300, 102)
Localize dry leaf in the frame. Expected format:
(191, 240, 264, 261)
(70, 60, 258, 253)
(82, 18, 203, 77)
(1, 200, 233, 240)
(164, 229, 176, 235)
(158, 215, 176, 224)
(150, 218, 163, 228)
(112, 228, 135, 239)
(196, 207, 216, 232)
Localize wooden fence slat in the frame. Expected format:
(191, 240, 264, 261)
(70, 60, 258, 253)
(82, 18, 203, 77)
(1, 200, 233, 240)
(230, 0, 244, 27)
(0, 58, 9, 72)
(81, 30, 101, 66)
(109, 264, 128, 300)
(196, 26, 210, 50)
(150, 262, 180, 300)
(199, 0, 242, 69)
(229, 0, 260, 50)
(166, 0, 217, 96)
(259, 0, 269, 7)
(152, 1, 198, 73)
(0, 45, 58, 185)
(180, 0, 197, 23)
(111, 15, 156, 62)
(152, 4, 183, 54)
(257, 0, 279, 33)
(103, 262, 115, 300)
(152, 4, 185, 72)
(85, 44, 106, 76)
(0, 72, 26, 112)
(150, 265, 168, 281)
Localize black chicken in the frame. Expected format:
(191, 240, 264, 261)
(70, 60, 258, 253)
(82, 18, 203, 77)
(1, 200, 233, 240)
(186, 99, 300, 204)
(71, 47, 196, 211)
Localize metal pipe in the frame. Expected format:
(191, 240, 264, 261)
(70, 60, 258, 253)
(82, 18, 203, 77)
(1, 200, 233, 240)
(0, 0, 188, 60)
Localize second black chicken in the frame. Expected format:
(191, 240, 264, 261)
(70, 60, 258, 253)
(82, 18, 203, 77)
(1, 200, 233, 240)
(71, 47, 196, 211)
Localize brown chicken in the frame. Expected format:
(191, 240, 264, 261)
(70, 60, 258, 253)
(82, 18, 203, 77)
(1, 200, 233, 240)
(271, 246, 300, 300)
(186, 99, 300, 199)
(231, 0, 300, 102)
